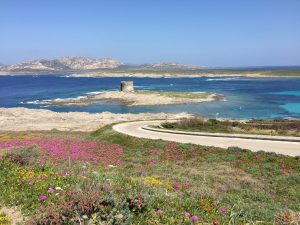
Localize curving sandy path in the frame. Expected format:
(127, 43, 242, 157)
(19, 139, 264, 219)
(113, 121, 300, 157)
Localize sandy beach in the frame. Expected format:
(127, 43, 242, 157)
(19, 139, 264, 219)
(67, 72, 268, 78)
(0, 107, 190, 132)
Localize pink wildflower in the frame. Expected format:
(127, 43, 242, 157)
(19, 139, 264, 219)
(172, 182, 180, 190)
(61, 170, 67, 178)
(28, 180, 34, 185)
(69, 190, 75, 195)
(48, 188, 55, 193)
(220, 207, 227, 214)
(40, 175, 46, 180)
(53, 172, 58, 178)
(182, 182, 190, 187)
(69, 200, 74, 206)
(184, 211, 191, 217)
(213, 220, 220, 225)
(149, 160, 157, 165)
(39, 195, 47, 201)
(191, 215, 199, 222)
(155, 209, 164, 215)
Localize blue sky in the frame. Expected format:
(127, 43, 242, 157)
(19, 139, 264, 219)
(0, 0, 299, 66)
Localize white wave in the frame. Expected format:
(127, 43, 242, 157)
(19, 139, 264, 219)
(85, 91, 104, 95)
(51, 96, 86, 101)
(57, 75, 71, 78)
(74, 96, 86, 99)
(21, 95, 86, 105)
(25, 100, 42, 104)
(206, 77, 241, 81)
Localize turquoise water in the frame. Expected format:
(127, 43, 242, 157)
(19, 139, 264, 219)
(272, 91, 300, 97)
(281, 103, 300, 114)
(273, 91, 300, 115)
(0, 75, 300, 119)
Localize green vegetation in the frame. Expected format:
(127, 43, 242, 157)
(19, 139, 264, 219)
(161, 117, 300, 137)
(0, 127, 300, 224)
(138, 90, 212, 99)
(88, 68, 300, 77)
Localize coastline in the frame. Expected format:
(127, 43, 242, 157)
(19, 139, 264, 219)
(1, 71, 300, 78)
(0, 107, 190, 132)
(67, 72, 267, 78)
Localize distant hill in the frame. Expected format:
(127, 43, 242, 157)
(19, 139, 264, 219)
(137, 62, 204, 70)
(0, 56, 124, 73)
(58, 56, 123, 70)
(1, 57, 298, 77)
(0, 56, 205, 74)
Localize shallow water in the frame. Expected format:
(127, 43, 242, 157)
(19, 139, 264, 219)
(1, 75, 300, 119)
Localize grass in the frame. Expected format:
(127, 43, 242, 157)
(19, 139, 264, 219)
(137, 90, 212, 99)
(0, 127, 300, 224)
(161, 117, 300, 137)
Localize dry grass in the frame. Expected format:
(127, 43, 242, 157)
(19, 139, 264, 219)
(0, 207, 25, 225)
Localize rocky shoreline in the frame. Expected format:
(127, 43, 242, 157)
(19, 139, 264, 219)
(0, 107, 190, 132)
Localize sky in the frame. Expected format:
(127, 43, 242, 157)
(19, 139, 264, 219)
(0, 0, 300, 66)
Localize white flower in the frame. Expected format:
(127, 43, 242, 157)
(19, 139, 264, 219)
(55, 187, 62, 190)
(115, 214, 124, 220)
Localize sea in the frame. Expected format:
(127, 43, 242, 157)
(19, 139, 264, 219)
(1, 74, 300, 119)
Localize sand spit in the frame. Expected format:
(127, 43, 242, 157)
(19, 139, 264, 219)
(44, 91, 221, 107)
(0, 107, 190, 132)
(1, 71, 298, 78)
(68, 72, 266, 78)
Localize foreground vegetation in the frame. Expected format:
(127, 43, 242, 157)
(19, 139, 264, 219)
(0, 127, 300, 224)
(161, 117, 300, 137)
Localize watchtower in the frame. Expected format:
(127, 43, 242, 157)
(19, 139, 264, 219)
(120, 81, 134, 92)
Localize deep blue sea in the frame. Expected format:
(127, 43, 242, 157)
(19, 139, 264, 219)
(1, 75, 300, 119)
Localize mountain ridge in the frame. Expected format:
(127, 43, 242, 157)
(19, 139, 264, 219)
(0, 56, 204, 73)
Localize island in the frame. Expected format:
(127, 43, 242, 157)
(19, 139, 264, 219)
(43, 81, 222, 107)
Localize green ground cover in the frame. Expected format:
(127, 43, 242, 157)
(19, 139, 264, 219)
(0, 127, 299, 224)
(161, 117, 300, 137)
(138, 90, 212, 99)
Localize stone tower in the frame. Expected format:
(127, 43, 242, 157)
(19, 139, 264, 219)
(120, 81, 134, 92)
